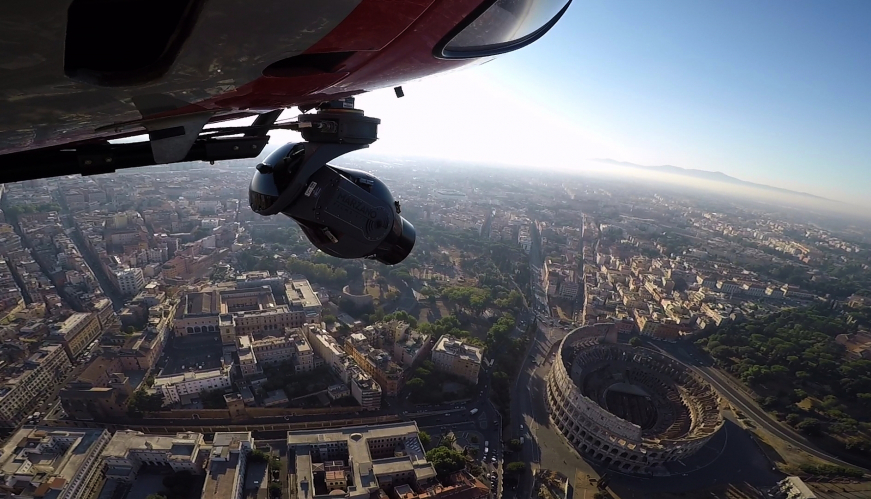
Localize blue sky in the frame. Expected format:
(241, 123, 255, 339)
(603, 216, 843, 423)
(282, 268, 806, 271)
(341, 1, 871, 203)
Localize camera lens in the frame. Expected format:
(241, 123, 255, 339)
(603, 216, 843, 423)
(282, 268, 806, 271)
(374, 216, 416, 265)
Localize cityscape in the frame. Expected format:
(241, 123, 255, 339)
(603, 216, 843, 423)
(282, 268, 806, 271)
(0, 155, 867, 499)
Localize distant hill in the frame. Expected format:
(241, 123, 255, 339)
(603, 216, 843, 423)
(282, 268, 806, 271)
(595, 159, 835, 202)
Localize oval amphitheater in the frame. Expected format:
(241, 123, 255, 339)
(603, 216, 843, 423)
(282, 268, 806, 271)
(545, 324, 723, 474)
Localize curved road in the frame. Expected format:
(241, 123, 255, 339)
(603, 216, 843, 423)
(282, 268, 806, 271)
(657, 343, 866, 471)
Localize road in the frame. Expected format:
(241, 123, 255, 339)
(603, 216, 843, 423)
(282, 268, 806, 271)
(508, 319, 570, 499)
(65, 215, 125, 310)
(53, 192, 125, 310)
(656, 341, 865, 471)
(409, 396, 504, 498)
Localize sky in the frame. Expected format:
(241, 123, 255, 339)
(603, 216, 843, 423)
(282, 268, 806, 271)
(278, 0, 871, 205)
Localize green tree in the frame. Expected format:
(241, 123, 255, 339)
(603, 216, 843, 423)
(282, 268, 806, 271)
(418, 431, 431, 447)
(628, 336, 641, 347)
(855, 390, 871, 405)
(425, 446, 466, 476)
(505, 462, 526, 474)
(249, 449, 270, 463)
(269, 483, 282, 498)
(382, 310, 418, 328)
(796, 418, 821, 435)
(507, 439, 522, 451)
(440, 434, 457, 448)
(406, 378, 426, 391)
(127, 390, 164, 415)
(760, 396, 778, 409)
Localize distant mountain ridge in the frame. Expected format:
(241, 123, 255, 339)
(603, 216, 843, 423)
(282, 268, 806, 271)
(595, 159, 835, 202)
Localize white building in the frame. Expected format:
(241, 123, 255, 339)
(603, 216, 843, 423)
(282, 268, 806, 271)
(115, 267, 145, 296)
(153, 367, 232, 404)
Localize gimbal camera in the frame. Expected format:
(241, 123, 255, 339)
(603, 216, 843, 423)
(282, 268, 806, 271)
(248, 98, 415, 265)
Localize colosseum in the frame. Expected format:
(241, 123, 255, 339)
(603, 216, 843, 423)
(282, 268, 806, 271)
(545, 324, 723, 474)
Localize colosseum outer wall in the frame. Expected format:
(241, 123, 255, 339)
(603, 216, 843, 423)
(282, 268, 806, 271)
(545, 323, 723, 474)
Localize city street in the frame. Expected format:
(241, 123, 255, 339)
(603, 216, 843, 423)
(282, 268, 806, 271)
(508, 319, 573, 499)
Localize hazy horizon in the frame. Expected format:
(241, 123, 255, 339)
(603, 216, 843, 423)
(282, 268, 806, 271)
(262, 1, 871, 208)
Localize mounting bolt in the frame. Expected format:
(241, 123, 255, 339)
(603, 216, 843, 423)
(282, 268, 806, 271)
(105, 158, 113, 163)
(84, 160, 92, 165)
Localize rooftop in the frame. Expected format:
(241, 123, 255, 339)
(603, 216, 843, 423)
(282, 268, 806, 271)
(52, 313, 93, 339)
(186, 290, 220, 316)
(287, 279, 321, 310)
(153, 367, 229, 387)
(0, 427, 108, 499)
(288, 422, 434, 499)
(434, 335, 483, 364)
(102, 430, 202, 460)
(202, 432, 253, 499)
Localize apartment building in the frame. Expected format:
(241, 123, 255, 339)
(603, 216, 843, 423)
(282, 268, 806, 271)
(304, 325, 381, 409)
(393, 329, 432, 370)
(0, 345, 72, 426)
(431, 335, 483, 384)
(349, 364, 382, 410)
(114, 268, 145, 296)
(60, 355, 135, 420)
(50, 312, 102, 360)
(345, 333, 403, 396)
(250, 330, 315, 372)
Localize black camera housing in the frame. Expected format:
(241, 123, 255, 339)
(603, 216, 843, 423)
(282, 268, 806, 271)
(249, 142, 415, 265)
